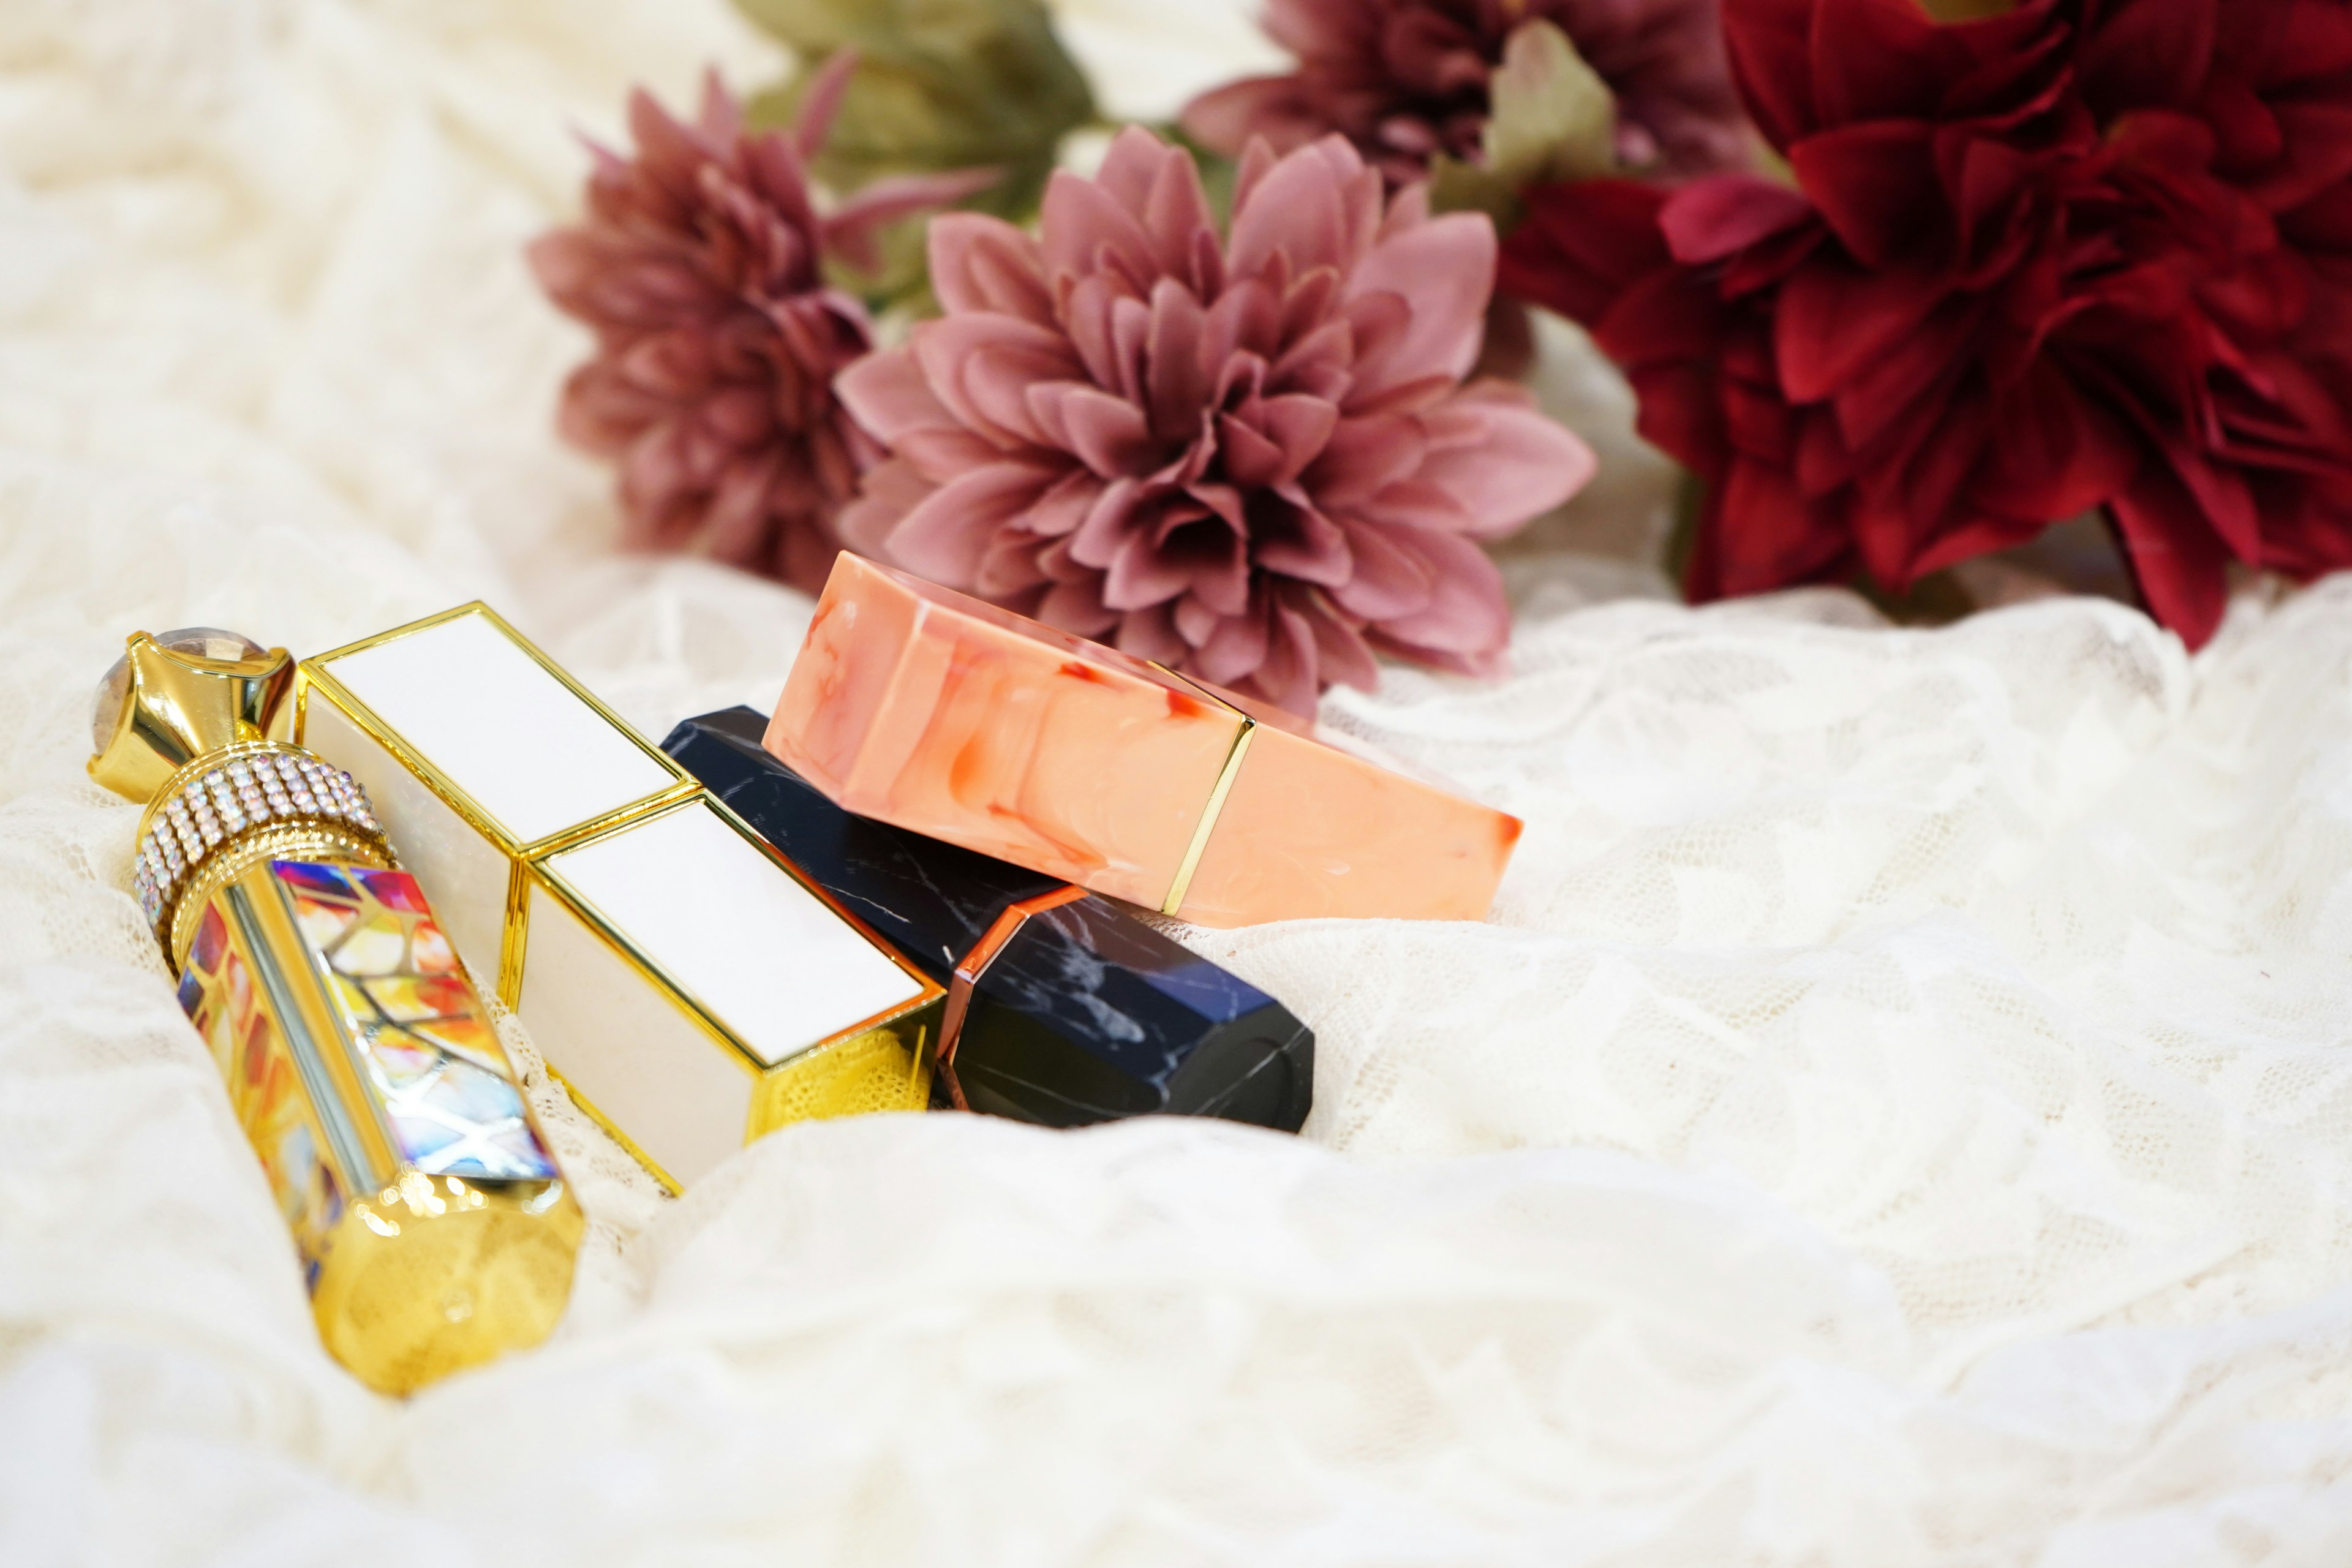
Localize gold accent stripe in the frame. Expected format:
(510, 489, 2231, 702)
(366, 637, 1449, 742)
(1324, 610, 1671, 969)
(1149, 665, 1257, 918)
(298, 601, 695, 857)
(541, 1061, 684, 1198)
(518, 782, 702, 860)
(1162, 719, 1253, 917)
(295, 667, 527, 857)
(522, 796, 946, 1080)
(496, 857, 532, 1010)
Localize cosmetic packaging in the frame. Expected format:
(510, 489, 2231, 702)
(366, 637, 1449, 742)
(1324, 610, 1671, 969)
(293, 605, 943, 1191)
(767, 554, 1523, 928)
(667, 707, 1314, 1130)
(92, 628, 581, 1393)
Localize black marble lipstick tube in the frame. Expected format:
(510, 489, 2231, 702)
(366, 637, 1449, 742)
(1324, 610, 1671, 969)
(663, 707, 1314, 1131)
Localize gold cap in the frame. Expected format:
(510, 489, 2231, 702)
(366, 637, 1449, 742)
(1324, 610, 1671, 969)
(89, 628, 295, 803)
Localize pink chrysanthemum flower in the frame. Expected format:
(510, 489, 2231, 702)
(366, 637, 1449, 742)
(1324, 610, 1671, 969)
(837, 127, 1594, 713)
(530, 64, 989, 592)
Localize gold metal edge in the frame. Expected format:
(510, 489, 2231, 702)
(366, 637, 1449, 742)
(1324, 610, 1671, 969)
(1159, 717, 1256, 917)
(90, 633, 296, 802)
(279, 668, 306, 745)
(497, 857, 532, 1009)
(302, 603, 695, 862)
(518, 781, 703, 861)
(526, 807, 949, 1082)
(519, 829, 771, 1080)
(538, 1061, 685, 1197)
(695, 789, 948, 1016)
(303, 601, 494, 668)
(458, 601, 698, 788)
(294, 664, 527, 858)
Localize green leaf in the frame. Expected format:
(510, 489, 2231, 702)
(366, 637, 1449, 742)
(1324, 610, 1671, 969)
(1480, 19, 1617, 192)
(1427, 156, 1523, 226)
(734, 0, 1095, 214)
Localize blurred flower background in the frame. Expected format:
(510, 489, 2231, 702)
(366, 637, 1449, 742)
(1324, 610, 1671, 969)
(535, 0, 2352, 702)
(535, 0, 1689, 709)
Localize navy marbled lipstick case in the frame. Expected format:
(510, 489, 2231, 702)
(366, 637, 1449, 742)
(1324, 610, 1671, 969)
(663, 707, 1314, 1131)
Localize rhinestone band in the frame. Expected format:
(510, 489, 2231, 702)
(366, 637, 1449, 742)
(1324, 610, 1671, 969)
(132, 750, 383, 932)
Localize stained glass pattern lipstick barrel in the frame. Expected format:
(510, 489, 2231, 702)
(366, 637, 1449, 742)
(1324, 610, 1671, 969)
(91, 628, 581, 1395)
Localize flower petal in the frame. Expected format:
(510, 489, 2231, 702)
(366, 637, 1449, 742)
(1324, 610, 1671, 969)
(885, 463, 1058, 585)
(1253, 493, 1354, 587)
(911, 315, 1083, 448)
(1346, 212, 1497, 399)
(1361, 527, 1509, 657)
(837, 347, 956, 445)
(1410, 385, 1596, 535)
(837, 459, 935, 555)
(2108, 467, 2231, 649)
(1327, 518, 1437, 620)
(1033, 383, 1157, 477)
(1230, 135, 1373, 282)
(927, 213, 1055, 327)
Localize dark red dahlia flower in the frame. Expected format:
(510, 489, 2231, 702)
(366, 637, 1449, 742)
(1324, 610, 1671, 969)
(1182, 0, 1749, 189)
(837, 127, 1594, 714)
(529, 65, 990, 592)
(1499, 0, 2352, 646)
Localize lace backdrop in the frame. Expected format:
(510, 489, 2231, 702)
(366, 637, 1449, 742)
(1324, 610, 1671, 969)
(2, 2, 2351, 1562)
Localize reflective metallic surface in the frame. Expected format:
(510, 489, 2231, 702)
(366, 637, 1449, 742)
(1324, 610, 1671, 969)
(91, 628, 581, 1394)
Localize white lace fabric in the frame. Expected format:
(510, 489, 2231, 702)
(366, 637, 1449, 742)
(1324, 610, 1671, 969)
(3, 3, 2351, 1563)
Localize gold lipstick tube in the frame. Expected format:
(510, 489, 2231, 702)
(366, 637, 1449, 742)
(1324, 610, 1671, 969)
(91, 628, 582, 1394)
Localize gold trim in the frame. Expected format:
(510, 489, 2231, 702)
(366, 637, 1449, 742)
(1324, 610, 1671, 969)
(144, 741, 399, 969)
(541, 1062, 685, 1197)
(89, 631, 295, 802)
(524, 794, 946, 1079)
(295, 669, 527, 857)
(518, 782, 702, 861)
(305, 600, 489, 666)
(275, 671, 304, 746)
(1150, 665, 1257, 918)
(497, 856, 532, 1009)
(300, 602, 691, 853)
(1147, 663, 1259, 918)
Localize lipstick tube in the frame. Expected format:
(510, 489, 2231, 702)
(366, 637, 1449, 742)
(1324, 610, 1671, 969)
(767, 554, 1524, 928)
(666, 707, 1316, 1131)
(90, 628, 581, 1395)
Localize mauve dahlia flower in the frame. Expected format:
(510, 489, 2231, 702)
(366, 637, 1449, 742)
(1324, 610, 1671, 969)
(1181, 0, 1749, 189)
(837, 127, 1596, 713)
(530, 65, 989, 592)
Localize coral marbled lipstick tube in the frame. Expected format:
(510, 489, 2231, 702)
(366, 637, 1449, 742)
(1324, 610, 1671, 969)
(89, 627, 581, 1394)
